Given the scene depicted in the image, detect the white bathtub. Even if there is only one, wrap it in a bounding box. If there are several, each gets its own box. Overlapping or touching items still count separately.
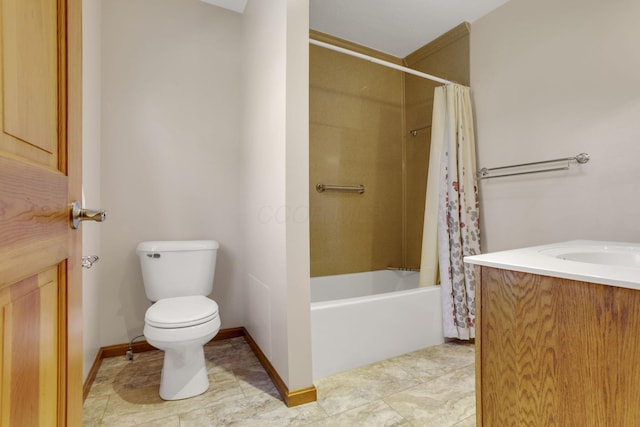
[310,270,444,379]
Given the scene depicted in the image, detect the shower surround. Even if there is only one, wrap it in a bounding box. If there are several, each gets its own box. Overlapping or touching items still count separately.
[309,24,470,278]
[308,24,470,376]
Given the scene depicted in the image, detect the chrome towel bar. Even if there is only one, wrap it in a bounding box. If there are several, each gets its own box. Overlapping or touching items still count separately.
[316,184,365,194]
[478,153,590,180]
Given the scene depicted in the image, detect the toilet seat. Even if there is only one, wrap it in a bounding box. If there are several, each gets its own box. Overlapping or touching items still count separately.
[145,296,218,328]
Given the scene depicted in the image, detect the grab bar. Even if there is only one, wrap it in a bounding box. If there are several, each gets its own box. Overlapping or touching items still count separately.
[477,153,590,180]
[316,184,365,194]
[408,125,431,136]
[386,266,420,272]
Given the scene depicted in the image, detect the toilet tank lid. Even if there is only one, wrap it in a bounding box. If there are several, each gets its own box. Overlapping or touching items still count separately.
[136,240,219,253]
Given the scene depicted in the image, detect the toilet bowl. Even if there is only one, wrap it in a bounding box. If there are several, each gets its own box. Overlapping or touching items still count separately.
[136,240,221,401]
[143,296,220,400]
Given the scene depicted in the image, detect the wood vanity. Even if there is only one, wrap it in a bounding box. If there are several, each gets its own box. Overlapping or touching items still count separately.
[467,241,640,426]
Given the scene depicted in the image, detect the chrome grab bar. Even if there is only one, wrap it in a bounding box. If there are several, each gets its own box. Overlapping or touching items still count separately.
[386,266,420,272]
[315,184,365,194]
[408,125,432,136]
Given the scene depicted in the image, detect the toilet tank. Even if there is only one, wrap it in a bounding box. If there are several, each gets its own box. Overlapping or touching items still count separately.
[136,240,219,301]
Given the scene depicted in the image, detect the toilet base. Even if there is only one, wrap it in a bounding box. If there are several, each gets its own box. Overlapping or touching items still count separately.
[158,344,209,400]
[143,305,220,400]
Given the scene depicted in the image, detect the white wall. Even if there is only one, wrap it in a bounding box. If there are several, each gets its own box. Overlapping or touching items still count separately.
[99,0,244,346]
[471,0,640,252]
[283,0,313,391]
[241,0,313,390]
[92,0,312,392]
[82,0,102,381]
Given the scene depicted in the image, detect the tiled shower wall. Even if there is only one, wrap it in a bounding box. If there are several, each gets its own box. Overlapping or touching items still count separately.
[310,25,470,277]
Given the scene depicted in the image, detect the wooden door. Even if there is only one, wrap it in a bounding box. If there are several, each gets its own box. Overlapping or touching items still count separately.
[0,0,82,425]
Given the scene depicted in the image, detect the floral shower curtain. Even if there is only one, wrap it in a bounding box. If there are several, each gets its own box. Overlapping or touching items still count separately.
[422,83,481,340]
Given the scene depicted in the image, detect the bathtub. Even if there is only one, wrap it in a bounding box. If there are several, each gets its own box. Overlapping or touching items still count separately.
[310,270,444,379]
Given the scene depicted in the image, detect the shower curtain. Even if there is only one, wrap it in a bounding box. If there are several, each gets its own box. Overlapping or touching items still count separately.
[419,83,480,340]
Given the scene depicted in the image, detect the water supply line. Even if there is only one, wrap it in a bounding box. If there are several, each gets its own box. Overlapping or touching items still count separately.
[126,334,145,361]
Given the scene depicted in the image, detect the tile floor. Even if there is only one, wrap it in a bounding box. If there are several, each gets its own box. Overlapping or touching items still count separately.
[83,337,476,426]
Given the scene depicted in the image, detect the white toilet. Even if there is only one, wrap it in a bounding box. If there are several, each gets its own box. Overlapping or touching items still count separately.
[136,240,221,400]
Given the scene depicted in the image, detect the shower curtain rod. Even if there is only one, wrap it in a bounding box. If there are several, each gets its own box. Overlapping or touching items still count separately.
[309,39,453,85]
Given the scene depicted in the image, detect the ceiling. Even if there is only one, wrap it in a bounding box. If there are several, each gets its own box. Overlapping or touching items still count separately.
[310,0,511,58]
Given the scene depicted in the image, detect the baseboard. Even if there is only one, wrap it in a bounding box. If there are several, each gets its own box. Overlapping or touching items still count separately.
[83,347,105,401]
[82,326,317,407]
[241,327,317,407]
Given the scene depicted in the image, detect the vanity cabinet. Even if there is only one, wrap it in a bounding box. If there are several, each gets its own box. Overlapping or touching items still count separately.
[475,266,640,426]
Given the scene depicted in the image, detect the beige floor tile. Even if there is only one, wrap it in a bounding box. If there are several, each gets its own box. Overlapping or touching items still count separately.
[306,401,410,427]
[387,341,475,382]
[83,338,477,426]
[99,377,244,426]
[384,365,476,427]
[453,414,477,427]
[354,360,424,394]
[82,395,109,426]
[205,337,261,370]
[386,390,475,427]
[231,401,329,426]
[314,376,381,417]
[234,364,279,397]
[178,391,285,426]
[314,358,422,416]
[131,415,181,427]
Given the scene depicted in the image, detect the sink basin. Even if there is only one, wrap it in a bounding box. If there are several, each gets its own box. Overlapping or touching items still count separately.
[540,245,640,268]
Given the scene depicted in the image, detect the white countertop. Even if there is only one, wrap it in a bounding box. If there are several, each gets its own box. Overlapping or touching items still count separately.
[464,240,640,291]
